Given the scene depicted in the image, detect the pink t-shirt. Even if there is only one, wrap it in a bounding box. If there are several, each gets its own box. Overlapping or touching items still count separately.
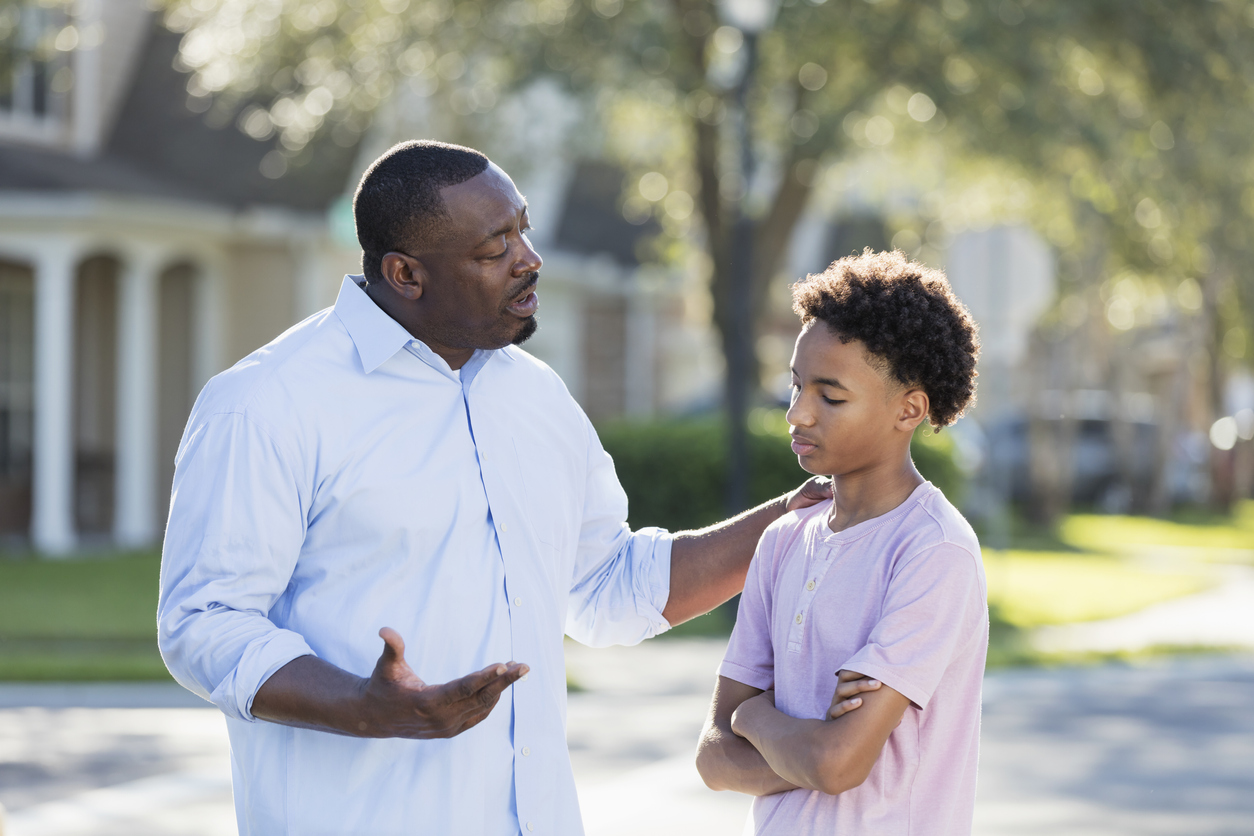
[719,482,987,836]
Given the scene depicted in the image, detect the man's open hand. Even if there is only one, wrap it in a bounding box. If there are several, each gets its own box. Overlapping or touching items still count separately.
[358,627,528,739]
[785,476,833,513]
[828,669,881,720]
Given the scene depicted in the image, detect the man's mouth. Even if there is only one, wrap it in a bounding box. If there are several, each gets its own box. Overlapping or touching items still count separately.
[790,435,818,456]
[505,278,539,317]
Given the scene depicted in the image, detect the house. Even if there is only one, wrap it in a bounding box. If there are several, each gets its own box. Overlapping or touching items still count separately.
[0,0,711,555]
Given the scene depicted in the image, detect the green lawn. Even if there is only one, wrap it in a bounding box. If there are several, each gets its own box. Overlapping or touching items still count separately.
[1061,504,1254,559]
[983,550,1210,629]
[0,551,170,680]
[1,502,1249,679]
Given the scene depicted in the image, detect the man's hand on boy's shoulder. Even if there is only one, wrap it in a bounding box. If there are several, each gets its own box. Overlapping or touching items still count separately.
[828,669,882,720]
[785,476,833,513]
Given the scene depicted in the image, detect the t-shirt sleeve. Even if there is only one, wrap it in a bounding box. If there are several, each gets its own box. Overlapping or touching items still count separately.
[717,530,777,691]
[840,542,985,710]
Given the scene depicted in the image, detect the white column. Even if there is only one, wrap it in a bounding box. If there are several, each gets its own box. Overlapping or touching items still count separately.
[114,248,162,548]
[192,253,226,391]
[71,0,103,155]
[31,244,78,556]
[291,233,325,322]
[625,285,657,418]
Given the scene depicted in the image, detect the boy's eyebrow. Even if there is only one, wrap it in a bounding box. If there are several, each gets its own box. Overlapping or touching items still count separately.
[791,368,850,390]
[813,376,849,390]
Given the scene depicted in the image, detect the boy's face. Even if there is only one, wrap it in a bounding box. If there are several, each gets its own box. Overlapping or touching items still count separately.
[785,322,924,478]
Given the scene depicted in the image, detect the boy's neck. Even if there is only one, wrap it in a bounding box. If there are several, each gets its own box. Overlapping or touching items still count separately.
[826,455,925,534]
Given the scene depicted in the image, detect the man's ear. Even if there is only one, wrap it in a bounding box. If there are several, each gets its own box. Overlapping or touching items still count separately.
[896,387,930,433]
[379,252,427,301]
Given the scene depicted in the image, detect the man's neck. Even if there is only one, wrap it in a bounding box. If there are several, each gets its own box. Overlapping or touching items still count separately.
[364,281,475,370]
[826,454,924,534]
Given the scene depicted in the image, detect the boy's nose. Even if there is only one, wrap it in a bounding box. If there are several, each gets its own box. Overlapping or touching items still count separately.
[786,399,812,427]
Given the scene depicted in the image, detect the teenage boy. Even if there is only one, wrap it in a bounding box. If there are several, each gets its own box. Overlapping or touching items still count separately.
[695,249,985,835]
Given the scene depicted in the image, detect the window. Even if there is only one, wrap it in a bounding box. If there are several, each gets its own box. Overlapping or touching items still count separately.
[0,2,71,143]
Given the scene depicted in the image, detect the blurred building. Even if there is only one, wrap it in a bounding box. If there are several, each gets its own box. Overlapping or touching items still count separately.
[0,1,708,555]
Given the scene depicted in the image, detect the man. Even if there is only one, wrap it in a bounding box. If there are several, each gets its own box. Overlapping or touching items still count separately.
[158,140,824,836]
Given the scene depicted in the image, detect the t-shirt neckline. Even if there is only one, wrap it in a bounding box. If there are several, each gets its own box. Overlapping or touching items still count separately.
[819,481,936,545]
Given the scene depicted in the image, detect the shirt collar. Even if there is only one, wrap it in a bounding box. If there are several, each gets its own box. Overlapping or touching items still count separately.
[333,274,503,380]
[334,275,420,374]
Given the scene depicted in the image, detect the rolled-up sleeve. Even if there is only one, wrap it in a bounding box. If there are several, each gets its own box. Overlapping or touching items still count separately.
[565,418,672,647]
[157,411,315,721]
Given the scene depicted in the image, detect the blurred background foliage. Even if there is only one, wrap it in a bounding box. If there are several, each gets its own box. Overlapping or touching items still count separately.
[158,0,1254,519]
[155,0,1254,337]
[599,409,963,531]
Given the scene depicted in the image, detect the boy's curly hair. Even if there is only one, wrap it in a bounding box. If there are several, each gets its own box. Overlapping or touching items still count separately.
[791,249,980,428]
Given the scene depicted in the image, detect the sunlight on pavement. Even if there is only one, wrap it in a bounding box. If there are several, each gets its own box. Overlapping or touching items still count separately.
[1,644,1251,836]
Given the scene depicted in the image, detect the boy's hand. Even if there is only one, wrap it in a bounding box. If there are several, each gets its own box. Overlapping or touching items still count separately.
[785,476,833,513]
[828,669,881,720]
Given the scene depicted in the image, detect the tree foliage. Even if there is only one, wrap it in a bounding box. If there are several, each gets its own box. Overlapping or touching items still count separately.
[163,0,1254,390]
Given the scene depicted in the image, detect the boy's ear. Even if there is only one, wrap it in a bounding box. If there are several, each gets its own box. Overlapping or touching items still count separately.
[896,387,930,432]
[380,251,428,301]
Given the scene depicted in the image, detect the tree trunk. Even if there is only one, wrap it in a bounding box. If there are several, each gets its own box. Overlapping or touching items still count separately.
[1203,269,1233,511]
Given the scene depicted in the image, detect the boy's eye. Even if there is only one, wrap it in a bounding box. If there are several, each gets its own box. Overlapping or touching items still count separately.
[822,397,845,406]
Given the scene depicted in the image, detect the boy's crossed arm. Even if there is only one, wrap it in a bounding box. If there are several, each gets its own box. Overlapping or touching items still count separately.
[696,670,900,796]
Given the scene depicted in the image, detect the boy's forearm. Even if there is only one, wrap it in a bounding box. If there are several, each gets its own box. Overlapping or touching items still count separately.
[732,695,835,793]
[697,720,800,796]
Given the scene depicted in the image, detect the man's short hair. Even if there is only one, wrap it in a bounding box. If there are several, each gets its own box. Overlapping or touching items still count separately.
[353,140,490,284]
[792,248,980,428]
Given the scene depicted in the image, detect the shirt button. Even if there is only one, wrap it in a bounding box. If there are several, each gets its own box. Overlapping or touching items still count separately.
[806,580,815,591]
[501,522,508,533]
[514,597,522,607]
[795,613,804,624]
[527,824,534,832]
[520,672,529,682]
[521,746,531,756]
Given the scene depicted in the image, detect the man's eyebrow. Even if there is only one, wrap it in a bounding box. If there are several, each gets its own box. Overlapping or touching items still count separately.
[473,201,529,249]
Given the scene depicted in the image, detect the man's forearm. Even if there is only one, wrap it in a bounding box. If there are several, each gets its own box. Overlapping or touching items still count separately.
[697,720,800,796]
[664,495,788,625]
[251,655,372,735]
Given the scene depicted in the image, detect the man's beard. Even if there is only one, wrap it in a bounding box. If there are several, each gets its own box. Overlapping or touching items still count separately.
[503,271,539,346]
[511,315,538,345]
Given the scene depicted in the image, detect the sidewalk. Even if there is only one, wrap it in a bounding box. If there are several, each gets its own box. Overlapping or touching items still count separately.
[1034,564,1254,654]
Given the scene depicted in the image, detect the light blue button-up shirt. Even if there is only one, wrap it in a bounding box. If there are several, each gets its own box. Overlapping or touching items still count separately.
[158,276,673,836]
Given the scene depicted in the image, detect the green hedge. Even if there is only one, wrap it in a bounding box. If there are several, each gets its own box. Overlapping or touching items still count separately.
[598,408,964,533]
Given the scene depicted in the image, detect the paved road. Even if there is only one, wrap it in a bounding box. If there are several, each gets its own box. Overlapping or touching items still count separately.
[2,643,1252,835]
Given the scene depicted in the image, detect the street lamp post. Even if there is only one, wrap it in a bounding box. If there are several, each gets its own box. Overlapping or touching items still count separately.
[719,0,778,514]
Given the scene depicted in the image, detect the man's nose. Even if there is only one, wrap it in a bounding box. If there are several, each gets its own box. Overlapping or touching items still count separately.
[516,237,542,274]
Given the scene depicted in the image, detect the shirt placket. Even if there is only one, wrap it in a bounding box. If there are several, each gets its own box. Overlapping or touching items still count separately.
[786,528,843,653]
[463,374,549,836]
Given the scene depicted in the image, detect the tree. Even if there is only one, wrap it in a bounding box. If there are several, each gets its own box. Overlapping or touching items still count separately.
[164,0,1254,512]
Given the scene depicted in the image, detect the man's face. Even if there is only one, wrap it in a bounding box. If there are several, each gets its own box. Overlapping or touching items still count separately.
[414,162,543,352]
[785,323,905,478]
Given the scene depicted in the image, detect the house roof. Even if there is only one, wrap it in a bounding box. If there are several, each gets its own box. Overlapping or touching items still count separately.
[554,160,658,268]
[0,23,357,213]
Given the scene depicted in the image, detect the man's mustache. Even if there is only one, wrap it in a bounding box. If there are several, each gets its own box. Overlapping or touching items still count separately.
[505,272,540,301]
